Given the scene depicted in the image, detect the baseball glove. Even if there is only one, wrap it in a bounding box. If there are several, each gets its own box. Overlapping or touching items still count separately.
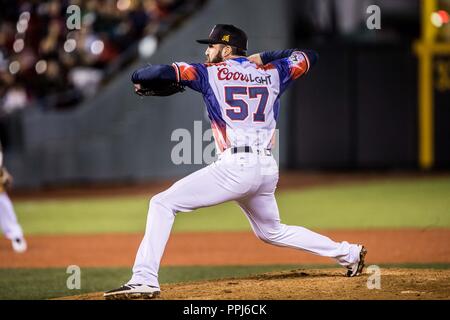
[0,167,13,190]
[135,80,185,97]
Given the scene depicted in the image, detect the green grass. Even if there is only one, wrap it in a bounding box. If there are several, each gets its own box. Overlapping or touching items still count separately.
[1,263,449,300]
[15,197,149,235]
[14,177,450,235]
[0,265,297,300]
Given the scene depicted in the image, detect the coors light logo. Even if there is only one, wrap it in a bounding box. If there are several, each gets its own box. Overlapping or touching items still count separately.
[217,67,272,85]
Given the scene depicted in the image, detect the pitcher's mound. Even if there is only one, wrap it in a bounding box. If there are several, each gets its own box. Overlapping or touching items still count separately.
[56,268,450,300]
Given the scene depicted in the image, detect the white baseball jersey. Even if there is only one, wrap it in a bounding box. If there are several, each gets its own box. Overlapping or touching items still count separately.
[172,51,310,153]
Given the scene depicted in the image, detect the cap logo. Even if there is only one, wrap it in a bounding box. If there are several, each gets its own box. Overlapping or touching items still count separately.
[221,34,230,42]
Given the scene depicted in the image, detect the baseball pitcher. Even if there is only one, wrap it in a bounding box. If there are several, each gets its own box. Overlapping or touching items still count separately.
[105,24,367,300]
[0,141,27,253]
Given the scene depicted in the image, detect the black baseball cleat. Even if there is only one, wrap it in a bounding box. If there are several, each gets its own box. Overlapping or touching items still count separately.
[104,284,160,300]
[346,245,367,277]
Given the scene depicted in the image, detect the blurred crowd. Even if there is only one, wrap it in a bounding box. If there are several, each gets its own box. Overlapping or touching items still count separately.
[0,0,202,114]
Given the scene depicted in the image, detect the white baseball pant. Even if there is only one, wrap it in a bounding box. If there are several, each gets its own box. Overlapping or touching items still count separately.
[0,192,24,240]
[130,150,361,288]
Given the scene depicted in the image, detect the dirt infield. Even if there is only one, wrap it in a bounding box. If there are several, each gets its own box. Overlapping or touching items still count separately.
[1,229,449,268]
[57,268,450,300]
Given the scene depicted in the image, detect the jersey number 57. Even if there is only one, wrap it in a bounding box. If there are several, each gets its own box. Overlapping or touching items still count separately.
[224,86,269,122]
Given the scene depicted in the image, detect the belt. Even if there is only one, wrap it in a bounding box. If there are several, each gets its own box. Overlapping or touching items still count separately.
[230,146,272,156]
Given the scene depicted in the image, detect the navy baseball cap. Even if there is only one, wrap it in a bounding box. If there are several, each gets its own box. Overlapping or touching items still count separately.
[196,24,248,51]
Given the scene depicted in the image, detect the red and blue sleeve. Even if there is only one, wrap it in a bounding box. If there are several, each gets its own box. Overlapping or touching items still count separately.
[172,62,209,94]
[130,62,208,94]
[269,50,318,94]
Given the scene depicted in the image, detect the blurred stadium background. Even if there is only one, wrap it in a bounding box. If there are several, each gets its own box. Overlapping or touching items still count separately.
[0,0,449,300]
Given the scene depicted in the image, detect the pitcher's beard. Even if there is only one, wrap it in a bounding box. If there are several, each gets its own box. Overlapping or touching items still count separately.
[206,51,223,63]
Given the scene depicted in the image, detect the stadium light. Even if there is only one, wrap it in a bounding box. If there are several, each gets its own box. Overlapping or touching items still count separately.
[64,39,77,53]
[16,19,28,33]
[431,10,449,28]
[35,60,47,74]
[90,40,104,55]
[117,0,131,11]
[13,39,25,53]
[138,35,158,58]
[9,61,20,74]
[19,11,30,22]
